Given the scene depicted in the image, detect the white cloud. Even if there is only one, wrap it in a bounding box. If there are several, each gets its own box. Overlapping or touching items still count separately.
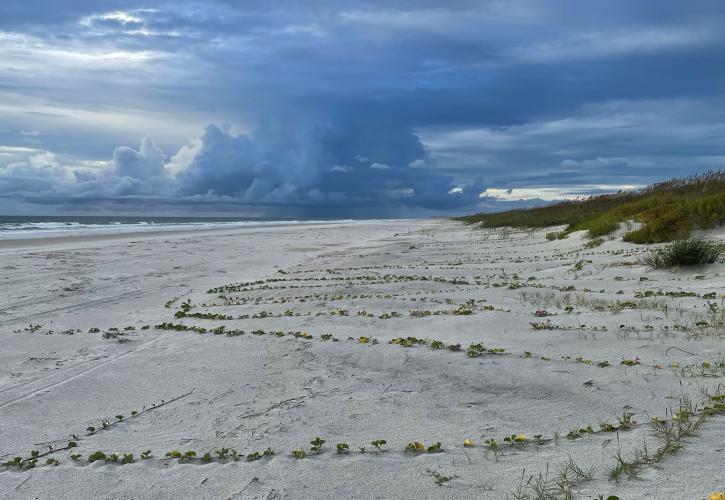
[480,184,641,201]
[330,164,353,173]
[370,162,390,169]
[80,11,144,27]
[28,151,59,168]
[0,148,76,194]
[0,31,164,72]
[0,145,43,154]
[509,27,719,63]
[560,156,654,169]
[166,137,202,175]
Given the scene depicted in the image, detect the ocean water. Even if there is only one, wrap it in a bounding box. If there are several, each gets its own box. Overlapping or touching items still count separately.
[0,216,352,240]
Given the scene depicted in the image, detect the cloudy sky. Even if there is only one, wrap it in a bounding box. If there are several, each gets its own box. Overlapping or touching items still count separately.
[1,1,724,217]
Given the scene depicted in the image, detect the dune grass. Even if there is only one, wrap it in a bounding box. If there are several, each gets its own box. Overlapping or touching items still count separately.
[455,171,725,243]
[642,238,723,268]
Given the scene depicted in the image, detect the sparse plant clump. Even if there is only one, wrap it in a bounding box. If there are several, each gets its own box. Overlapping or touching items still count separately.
[427,442,443,453]
[584,237,605,248]
[608,396,717,483]
[310,437,326,454]
[156,322,209,334]
[428,470,457,486]
[546,231,566,241]
[390,336,427,347]
[484,439,501,460]
[88,451,107,463]
[505,434,527,445]
[405,441,426,453]
[466,343,505,357]
[642,238,722,268]
[530,320,557,330]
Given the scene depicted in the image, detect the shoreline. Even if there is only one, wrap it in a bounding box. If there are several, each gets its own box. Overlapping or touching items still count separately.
[0,218,421,252]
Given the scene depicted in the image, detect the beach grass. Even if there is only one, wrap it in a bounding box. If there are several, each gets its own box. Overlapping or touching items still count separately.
[455,170,725,243]
[642,238,723,268]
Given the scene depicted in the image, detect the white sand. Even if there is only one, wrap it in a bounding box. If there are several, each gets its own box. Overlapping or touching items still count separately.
[0,220,723,499]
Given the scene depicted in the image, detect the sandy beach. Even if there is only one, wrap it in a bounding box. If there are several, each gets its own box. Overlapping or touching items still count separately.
[1,219,723,499]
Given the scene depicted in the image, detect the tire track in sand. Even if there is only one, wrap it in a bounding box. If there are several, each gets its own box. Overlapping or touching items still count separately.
[0,331,176,410]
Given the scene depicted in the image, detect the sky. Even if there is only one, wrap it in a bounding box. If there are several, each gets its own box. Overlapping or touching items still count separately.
[1,0,724,218]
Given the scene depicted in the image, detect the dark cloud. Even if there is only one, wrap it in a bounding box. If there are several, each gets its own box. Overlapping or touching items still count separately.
[174,122,479,209]
[1,0,725,215]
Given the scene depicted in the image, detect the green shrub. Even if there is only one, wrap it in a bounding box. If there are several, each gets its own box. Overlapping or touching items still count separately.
[88,451,106,463]
[583,214,619,237]
[642,238,723,268]
[584,238,604,248]
[545,231,566,241]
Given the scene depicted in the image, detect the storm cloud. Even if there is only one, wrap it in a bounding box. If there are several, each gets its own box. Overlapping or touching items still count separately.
[1,1,724,215]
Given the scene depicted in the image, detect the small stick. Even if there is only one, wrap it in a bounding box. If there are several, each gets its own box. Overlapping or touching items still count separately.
[665,346,696,356]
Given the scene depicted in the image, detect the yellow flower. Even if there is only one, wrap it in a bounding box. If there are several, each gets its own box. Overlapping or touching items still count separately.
[670,362,680,368]
[709,493,725,500]
[463,438,474,447]
[414,441,425,451]
[515,434,526,442]
[359,336,369,344]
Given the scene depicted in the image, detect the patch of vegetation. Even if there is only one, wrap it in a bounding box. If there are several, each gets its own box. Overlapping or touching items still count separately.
[511,456,595,499]
[608,395,721,483]
[455,171,725,243]
[310,437,326,454]
[428,470,457,486]
[584,237,605,248]
[371,439,387,451]
[642,238,723,268]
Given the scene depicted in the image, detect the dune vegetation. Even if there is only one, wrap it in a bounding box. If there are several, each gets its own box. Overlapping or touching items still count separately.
[642,238,723,268]
[455,170,725,243]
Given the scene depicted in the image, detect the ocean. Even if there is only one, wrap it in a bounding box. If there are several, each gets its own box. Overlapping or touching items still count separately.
[0,216,353,240]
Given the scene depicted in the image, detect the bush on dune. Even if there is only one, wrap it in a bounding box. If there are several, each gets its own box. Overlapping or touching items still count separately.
[642,238,723,268]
